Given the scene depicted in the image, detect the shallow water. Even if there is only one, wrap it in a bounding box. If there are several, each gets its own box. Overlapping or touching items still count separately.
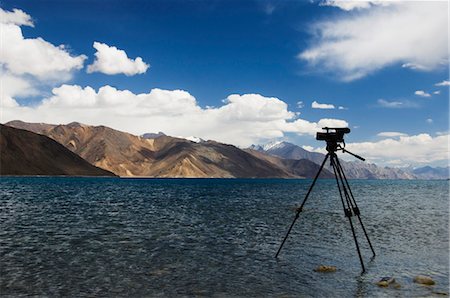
[0,178,448,297]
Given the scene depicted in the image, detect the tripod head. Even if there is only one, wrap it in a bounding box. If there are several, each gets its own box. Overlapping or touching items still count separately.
[316,127,365,161]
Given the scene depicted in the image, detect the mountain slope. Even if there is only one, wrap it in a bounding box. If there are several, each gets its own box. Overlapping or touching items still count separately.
[5,121,296,178]
[0,124,115,176]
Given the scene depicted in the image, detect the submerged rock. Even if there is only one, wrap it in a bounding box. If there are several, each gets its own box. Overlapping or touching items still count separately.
[431,291,448,296]
[413,275,436,286]
[148,268,170,276]
[314,265,337,273]
[376,277,395,287]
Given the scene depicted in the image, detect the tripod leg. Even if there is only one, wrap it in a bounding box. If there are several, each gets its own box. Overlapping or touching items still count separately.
[334,157,376,257]
[347,214,366,273]
[330,155,366,273]
[275,153,330,258]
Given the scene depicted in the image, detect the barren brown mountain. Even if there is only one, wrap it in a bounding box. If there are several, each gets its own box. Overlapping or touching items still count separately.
[0,124,115,176]
[6,121,307,178]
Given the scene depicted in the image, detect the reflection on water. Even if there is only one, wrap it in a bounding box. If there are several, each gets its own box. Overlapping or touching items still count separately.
[0,178,448,297]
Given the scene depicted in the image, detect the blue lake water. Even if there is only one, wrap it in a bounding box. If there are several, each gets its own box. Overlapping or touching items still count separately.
[0,177,448,297]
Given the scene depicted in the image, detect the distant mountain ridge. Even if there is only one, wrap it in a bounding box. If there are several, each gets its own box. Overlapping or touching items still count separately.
[412,166,449,180]
[251,141,325,165]
[254,141,417,179]
[0,124,115,176]
[141,132,166,139]
[5,121,327,178]
[244,148,334,179]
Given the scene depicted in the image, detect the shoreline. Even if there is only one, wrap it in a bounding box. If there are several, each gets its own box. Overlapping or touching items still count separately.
[1,175,448,181]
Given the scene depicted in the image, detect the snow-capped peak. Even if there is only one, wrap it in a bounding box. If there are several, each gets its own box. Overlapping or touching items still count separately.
[262,141,287,151]
[183,136,205,143]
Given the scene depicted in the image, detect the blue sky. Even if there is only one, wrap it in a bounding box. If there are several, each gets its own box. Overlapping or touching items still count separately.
[1,0,449,166]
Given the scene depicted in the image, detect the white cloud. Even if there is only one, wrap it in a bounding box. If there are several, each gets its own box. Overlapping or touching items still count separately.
[377,132,408,138]
[1,73,38,98]
[0,7,87,113]
[87,42,149,76]
[377,99,418,109]
[297,101,304,108]
[320,0,381,11]
[0,8,33,26]
[401,62,430,71]
[0,72,40,112]
[414,90,431,97]
[300,2,448,81]
[312,100,335,109]
[346,133,449,165]
[433,90,441,95]
[2,85,348,147]
[426,118,433,124]
[0,22,86,79]
[317,118,348,128]
[435,80,450,87]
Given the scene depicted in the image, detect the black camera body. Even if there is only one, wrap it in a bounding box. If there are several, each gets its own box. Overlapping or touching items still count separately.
[316,127,350,143]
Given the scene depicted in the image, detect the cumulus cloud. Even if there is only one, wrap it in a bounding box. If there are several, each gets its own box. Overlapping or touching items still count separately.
[0,7,87,111]
[2,85,348,147]
[414,90,431,97]
[0,18,86,79]
[317,118,348,128]
[0,8,33,26]
[300,2,448,81]
[377,132,408,138]
[435,80,450,87]
[87,42,150,76]
[312,100,335,109]
[346,133,449,165]
[0,73,39,110]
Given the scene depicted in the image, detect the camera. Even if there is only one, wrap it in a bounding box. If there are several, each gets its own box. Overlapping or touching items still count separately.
[316,127,350,143]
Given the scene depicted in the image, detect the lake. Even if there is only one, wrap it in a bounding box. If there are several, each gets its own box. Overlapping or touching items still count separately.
[0,177,448,297]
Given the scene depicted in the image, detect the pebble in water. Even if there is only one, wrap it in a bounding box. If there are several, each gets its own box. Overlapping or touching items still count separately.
[376,277,395,287]
[431,291,448,296]
[376,277,402,289]
[413,275,436,286]
[314,265,337,273]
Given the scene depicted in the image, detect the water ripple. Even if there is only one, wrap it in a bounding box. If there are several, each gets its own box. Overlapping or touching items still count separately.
[0,178,448,297]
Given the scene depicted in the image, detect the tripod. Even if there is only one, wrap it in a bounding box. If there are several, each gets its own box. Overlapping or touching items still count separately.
[275,139,376,272]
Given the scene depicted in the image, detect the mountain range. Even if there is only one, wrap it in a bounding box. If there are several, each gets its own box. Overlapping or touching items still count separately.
[251,141,448,180]
[4,120,330,178]
[2,120,447,179]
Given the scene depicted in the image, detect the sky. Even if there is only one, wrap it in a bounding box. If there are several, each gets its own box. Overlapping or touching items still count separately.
[0,0,449,167]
